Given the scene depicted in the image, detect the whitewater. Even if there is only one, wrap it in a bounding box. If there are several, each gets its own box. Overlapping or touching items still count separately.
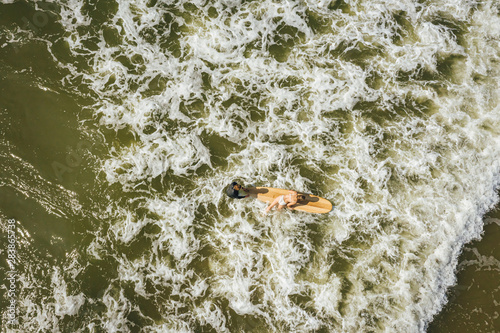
[1,0,500,332]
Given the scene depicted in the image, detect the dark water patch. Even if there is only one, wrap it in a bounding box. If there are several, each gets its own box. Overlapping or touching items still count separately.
[277,75,304,89]
[372,133,394,161]
[139,26,159,45]
[396,61,458,96]
[143,220,162,236]
[81,0,118,26]
[396,64,439,84]
[221,94,247,110]
[355,176,375,197]
[354,101,391,127]
[201,131,240,168]
[201,70,213,90]
[80,259,118,299]
[269,22,306,63]
[193,323,219,333]
[207,6,219,19]
[187,250,212,280]
[472,72,491,85]
[119,232,153,261]
[329,40,384,68]
[337,118,354,135]
[122,283,163,323]
[49,37,80,68]
[148,170,196,195]
[193,202,217,227]
[180,2,200,25]
[337,274,354,317]
[366,70,385,90]
[193,163,213,178]
[1,41,66,85]
[344,43,384,69]
[391,10,414,46]
[390,94,437,118]
[127,311,153,332]
[248,105,266,122]
[75,28,101,53]
[436,54,466,83]
[103,25,122,47]
[329,253,353,280]
[480,119,499,136]
[0,82,100,193]
[0,2,33,26]
[314,327,331,333]
[289,289,315,312]
[268,41,289,63]
[155,114,196,135]
[58,311,94,333]
[297,163,335,195]
[114,53,147,76]
[1,82,81,169]
[230,313,268,332]
[305,9,333,35]
[244,39,262,58]
[428,203,500,332]
[103,126,137,150]
[0,1,61,37]
[51,38,95,79]
[328,0,351,13]
[322,107,351,120]
[158,12,186,58]
[274,131,302,145]
[179,98,207,120]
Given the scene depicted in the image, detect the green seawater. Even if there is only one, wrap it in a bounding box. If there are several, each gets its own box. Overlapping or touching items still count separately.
[1,1,500,332]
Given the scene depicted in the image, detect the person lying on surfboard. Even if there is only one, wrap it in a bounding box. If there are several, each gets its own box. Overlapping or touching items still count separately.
[264,190,306,214]
[225,182,249,199]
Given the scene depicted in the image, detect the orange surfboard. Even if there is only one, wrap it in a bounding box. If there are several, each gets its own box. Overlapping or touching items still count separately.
[248,187,333,214]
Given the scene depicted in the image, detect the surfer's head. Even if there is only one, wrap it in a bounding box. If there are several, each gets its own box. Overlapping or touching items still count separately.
[297,194,306,201]
[232,182,241,190]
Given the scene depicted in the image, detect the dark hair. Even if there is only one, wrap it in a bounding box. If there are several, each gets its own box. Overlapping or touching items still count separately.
[298,194,306,201]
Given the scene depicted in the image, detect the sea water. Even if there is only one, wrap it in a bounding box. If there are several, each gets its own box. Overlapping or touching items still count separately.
[0,0,499,332]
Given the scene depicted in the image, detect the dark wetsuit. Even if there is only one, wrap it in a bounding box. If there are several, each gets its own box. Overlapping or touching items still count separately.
[226,183,247,199]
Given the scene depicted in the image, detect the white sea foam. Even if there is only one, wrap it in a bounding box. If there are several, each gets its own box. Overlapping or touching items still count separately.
[99,287,134,332]
[12,0,500,331]
[51,268,85,316]
[14,266,85,332]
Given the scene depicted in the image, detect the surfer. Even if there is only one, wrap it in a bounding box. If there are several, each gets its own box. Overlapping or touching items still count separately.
[264,191,306,214]
[225,182,249,199]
